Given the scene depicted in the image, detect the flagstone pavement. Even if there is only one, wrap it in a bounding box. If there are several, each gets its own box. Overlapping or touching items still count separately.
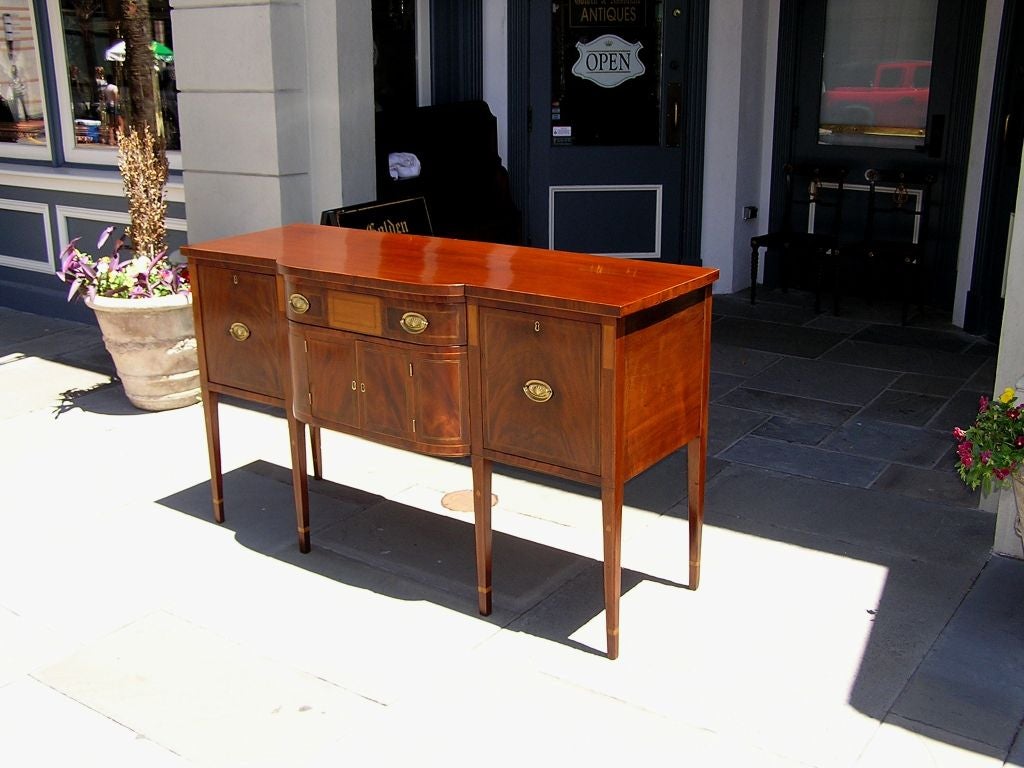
[1,290,1022,767]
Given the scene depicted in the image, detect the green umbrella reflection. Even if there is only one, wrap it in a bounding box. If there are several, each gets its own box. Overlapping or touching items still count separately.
[104,40,174,64]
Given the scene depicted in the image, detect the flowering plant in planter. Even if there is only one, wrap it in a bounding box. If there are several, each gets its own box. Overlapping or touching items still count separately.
[56,124,189,301]
[57,227,189,300]
[953,387,1024,493]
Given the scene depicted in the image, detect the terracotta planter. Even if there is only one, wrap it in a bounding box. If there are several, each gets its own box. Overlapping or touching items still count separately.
[86,293,200,411]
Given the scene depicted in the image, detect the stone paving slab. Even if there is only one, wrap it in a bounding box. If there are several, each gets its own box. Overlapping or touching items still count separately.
[753,414,835,445]
[718,386,861,426]
[0,354,114,420]
[711,316,848,358]
[856,715,1006,767]
[34,611,381,767]
[743,356,898,406]
[891,556,1024,752]
[822,418,951,466]
[0,677,189,768]
[720,435,888,487]
[823,339,991,379]
[857,389,948,427]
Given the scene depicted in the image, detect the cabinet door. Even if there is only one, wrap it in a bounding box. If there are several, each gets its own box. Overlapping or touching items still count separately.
[305,334,359,429]
[478,308,601,475]
[356,342,412,439]
[197,264,283,397]
[410,349,469,446]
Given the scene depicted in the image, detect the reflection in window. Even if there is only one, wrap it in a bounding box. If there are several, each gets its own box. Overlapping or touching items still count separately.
[372,0,417,113]
[818,0,937,149]
[57,0,179,151]
[0,4,47,150]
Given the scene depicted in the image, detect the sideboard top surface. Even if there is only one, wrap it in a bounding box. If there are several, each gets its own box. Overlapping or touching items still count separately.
[183,224,719,318]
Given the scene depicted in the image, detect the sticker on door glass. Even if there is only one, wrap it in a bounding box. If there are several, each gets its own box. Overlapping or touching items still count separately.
[571,34,645,89]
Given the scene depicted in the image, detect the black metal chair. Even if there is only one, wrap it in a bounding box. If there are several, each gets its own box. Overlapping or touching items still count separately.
[846,168,935,324]
[750,163,848,313]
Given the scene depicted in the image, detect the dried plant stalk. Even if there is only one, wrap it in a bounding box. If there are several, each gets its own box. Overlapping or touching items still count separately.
[117,125,168,255]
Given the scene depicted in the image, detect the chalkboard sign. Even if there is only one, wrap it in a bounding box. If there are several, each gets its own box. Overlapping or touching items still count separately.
[320,197,433,235]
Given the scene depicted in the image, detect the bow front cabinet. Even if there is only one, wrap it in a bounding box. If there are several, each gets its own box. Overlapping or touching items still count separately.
[183,224,717,659]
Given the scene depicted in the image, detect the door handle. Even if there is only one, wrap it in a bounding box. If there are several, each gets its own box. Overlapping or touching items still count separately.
[666,82,682,147]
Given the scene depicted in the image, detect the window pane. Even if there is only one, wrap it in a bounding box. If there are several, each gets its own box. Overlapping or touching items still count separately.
[1,4,49,155]
[550,0,662,146]
[57,0,179,152]
[818,0,937,150]
[372,0,417,113]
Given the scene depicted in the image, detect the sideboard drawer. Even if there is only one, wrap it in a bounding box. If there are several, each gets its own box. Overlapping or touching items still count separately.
[478,307,601,475]
[284,277,465,345]
[196,264,283,398]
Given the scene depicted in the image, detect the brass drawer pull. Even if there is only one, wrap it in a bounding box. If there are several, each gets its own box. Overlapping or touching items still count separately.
[229,322,251,342]
[289,293,310,313]
[523,379,553,403]
[400,311,429,334]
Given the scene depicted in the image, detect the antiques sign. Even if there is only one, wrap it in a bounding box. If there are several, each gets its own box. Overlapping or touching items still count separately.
[569,0,646,27]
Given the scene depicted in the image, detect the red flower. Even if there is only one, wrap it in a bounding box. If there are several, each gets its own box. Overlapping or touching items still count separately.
[953,427,966,441]
[980,450,992,464]
[979,395,989,413]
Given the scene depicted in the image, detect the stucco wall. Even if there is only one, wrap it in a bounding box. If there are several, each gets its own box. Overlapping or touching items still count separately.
[992,151,1024,559]
[700,0,778,292]
[172,0,375,243]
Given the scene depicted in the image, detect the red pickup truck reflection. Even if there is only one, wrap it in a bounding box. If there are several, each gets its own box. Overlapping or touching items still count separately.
[821,60,931,130]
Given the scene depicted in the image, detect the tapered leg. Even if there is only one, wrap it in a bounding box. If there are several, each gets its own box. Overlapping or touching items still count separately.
[202,389,225,524]
[288,414,311,553]
[309,425,323,480]
[472,455,493,615]
[687,437,706,590]
[601,480,624,660]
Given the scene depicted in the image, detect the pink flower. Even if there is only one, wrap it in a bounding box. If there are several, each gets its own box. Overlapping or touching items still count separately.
[979,396,989,413]
[953,427,966,440]
[980,450,992,464]
[961,455,973,468]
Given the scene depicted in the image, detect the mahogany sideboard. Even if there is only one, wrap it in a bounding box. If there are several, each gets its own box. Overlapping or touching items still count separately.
[182,223,718,659]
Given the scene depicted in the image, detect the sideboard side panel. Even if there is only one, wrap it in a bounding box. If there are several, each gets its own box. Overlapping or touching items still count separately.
[622,291,708,480]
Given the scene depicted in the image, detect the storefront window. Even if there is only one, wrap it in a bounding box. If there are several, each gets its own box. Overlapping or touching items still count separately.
[550,0,662,146]
[0,3,50,159]
[818,0,937,149]
[52,0,179,158]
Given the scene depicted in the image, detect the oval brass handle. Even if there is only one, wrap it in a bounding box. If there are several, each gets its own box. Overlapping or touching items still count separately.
[400,311,429,334]
[523,379,553,403]
[229,322,250,342]
[289,293,310,314]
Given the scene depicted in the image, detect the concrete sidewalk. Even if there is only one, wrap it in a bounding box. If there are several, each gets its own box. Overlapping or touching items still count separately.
[1,304,1023,767]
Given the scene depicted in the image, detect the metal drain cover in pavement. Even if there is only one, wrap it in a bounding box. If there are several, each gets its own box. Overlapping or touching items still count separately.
[441,490,498,512]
